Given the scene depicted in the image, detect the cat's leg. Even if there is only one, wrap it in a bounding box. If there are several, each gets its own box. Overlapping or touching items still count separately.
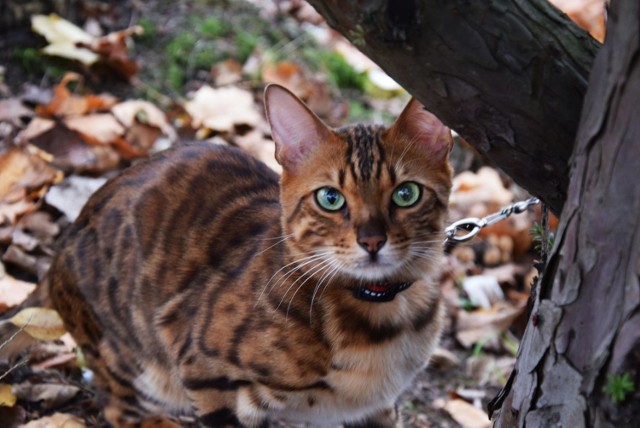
[344,406,402,428]
[179,380,267,427]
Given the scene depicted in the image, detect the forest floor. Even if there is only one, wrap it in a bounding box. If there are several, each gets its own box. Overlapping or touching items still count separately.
[0,0,581,426]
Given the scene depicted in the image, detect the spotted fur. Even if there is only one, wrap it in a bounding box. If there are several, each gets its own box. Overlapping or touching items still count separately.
[42,85,453,427]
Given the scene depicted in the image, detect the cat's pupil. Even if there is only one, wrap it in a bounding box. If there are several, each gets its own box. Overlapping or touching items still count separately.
[326,189,339,204]
[398,188,412,201]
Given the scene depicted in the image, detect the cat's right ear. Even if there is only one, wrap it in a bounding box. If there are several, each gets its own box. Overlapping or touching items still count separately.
[264,84,331,171]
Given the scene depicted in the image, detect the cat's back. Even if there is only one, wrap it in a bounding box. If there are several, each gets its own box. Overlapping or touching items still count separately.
[48,142,282,354]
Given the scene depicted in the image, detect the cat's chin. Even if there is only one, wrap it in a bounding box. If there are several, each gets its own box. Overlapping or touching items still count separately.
[346,263,405,282]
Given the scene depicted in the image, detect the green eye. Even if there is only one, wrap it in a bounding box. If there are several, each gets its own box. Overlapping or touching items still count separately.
[315,187,346,211]
[392,182,421,207]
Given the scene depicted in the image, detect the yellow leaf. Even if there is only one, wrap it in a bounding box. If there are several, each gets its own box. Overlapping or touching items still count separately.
[0,383,17,407]
[9,307,67,340]
[20,412,85,428]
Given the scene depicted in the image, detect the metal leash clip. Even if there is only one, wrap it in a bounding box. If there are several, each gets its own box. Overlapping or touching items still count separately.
[444,197,540,244]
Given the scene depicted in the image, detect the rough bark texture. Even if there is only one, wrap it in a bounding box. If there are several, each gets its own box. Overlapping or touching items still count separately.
[306,0,601,214]
[493,0,640,425]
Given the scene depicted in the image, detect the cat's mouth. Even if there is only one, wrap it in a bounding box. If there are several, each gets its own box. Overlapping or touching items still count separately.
[351,281,412,303]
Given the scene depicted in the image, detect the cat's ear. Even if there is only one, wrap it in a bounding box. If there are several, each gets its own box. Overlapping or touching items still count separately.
[390,98,453,161]
[264,84,332,170]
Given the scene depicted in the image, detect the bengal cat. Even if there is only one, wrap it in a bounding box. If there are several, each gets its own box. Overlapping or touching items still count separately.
[41,84,453,427]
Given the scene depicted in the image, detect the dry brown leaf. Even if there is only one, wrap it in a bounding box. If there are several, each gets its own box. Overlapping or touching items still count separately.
[83,25,143,79]
[0,273,36,312]
[9,307,67,340]
[19,117,56,142]
[450,167,513,216]
[456,301,525,348]
[28,124,120,174]
[211,59,243,86]
[185,86,262,133]
[37,73,117,118]
[263,62,309,96]
[0,99,35,127]
[262,62,337,123]
[434,398,491,428]
[111,100,176,156]
[64,113,126,145]
[44,176,107,221]
[2,244,38,276]
[549,0,606,42]
[234,130,280,173]
[466,355,516,387]
[20,412,85,428]
[111,100,173,136]
[18,211,61,242]
[0,147,60,203]
[0,200,37,227]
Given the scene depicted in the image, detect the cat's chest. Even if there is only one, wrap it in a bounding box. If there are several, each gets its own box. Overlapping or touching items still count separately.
[262,331,433,425]
[328,333,430,402]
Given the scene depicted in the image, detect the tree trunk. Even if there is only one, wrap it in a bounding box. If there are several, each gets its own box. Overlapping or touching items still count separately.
[491,0,640,425]
[305,0,601,214]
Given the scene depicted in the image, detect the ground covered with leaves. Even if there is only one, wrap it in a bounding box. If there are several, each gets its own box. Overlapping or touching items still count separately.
[0,0,604,426]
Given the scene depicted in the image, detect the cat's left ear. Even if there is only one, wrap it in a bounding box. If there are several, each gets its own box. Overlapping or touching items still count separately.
[389,98,453,161]
[264,84,332,171]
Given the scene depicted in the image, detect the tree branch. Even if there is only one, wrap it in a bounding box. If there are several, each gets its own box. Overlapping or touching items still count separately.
[306,0,601,214]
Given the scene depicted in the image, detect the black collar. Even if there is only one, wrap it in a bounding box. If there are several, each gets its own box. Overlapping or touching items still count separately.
[352,281,413,302]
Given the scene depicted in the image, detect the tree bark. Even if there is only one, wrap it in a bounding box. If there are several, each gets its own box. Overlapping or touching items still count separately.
[491,0,640,425]
[306,0,601,214]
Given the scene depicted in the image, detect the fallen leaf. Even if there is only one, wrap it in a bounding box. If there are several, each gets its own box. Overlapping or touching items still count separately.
[466,355,516,387]
[32,14,98,64]
[111,100,176,156]
[434,398,491,428]
[262,62,338,123]
[0,147,62,205]
[462,275,504,309]
[2,244,39,276]
[549,0,606,42]
[185,85,262,133]
[0,383,17,407]
[0,200,37,227]
[429,347,462,370]
[19,412,85,428]
[18,211,61,243]
[64,113,126,145]
[28,123,120,174]
[18,117,56,142]
[0,273,36,312]
[233,130,280,173]
[9,307,67,340]
[85,25,143,79]
[111,100,174,137]
[36,73,117,118]
[211,59,243,86]
[456,301,525,348]
[45,176,107,221]
[0,98,34,127]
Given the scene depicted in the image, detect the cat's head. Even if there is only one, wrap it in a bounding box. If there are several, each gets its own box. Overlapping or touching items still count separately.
[264,84,452,296]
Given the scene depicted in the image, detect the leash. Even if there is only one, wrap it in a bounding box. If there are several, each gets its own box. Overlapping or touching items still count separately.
[444,197,540,246]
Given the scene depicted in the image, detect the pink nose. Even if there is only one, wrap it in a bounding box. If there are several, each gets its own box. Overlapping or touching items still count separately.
[357,234,387,254]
